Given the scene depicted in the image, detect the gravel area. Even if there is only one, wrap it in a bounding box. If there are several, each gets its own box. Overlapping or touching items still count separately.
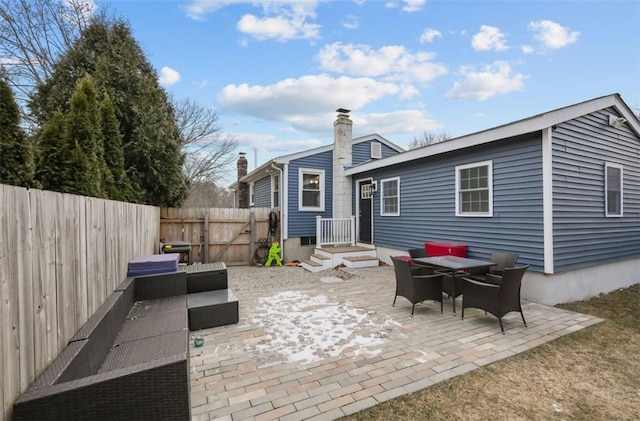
[226,265,362,293]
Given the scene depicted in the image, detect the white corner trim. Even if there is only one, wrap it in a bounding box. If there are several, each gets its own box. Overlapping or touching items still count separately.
[542,127,554,274]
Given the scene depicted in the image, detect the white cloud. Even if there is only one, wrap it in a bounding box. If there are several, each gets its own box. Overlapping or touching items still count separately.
[403,0,427,12]
[317,42,447,83]
[384,0,426,12]
[446,61,526,100]
[529,20,580,49]
[356,109,442,136]
[218,74,416,123]
[237,14,320,41]
[472,25,509,51]
[342,15,359,30]
[521,45,534,54]
[159,66,180,86]
[185,0,322,41]
[232,132,321,153]
[420,28,442,43]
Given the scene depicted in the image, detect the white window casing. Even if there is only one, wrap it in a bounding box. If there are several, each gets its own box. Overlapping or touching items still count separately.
[605,162,623,217]
[371,142,382,159]
[272,174,279,208]
[249,182,255,206]
[298,168,325,211]
[455,160,493,217]
[380,177,400,216]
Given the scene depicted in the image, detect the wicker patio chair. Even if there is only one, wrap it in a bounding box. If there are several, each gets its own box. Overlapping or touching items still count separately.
[461,265,530,333]
[391,256,443,316]
[407,247,433,275]
[468,251,519,283]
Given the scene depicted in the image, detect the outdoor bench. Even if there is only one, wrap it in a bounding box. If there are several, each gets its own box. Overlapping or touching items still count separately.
[13,262,237,421]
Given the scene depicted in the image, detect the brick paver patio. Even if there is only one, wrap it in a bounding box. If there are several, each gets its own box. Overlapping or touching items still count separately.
[189,266,602,421]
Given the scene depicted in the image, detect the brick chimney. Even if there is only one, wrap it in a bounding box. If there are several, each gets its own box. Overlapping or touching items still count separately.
[333,108,352,219]
[237,152,248,209]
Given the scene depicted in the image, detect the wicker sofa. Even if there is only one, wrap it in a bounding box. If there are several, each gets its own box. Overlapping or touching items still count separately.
[13,263,235,421]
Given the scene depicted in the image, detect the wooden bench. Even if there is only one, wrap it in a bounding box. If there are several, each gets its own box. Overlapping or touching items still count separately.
[13,263,237,420]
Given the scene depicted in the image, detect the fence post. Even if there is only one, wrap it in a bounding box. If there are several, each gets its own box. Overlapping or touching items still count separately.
[203,213,209,263]
[350,215,356,246]
[250,209,256,265]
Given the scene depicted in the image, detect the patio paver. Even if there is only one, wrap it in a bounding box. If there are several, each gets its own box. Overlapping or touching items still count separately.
[190,266,602,420]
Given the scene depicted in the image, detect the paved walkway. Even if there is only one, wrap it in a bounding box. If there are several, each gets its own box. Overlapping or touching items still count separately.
[189,266,602,421]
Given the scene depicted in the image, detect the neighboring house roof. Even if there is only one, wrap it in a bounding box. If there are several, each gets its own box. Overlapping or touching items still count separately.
[231,133,404,187]
[346,93,640,176]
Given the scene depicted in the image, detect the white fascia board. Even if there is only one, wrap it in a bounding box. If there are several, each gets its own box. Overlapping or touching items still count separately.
[346,94,621,176]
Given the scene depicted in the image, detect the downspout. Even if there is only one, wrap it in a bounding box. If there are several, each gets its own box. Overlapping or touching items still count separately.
[271,163,284,262]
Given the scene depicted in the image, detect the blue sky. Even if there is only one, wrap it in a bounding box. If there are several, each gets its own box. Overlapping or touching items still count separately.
[98,0,640,183]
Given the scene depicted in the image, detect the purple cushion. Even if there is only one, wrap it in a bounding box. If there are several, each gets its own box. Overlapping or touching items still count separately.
[128,254,179,271]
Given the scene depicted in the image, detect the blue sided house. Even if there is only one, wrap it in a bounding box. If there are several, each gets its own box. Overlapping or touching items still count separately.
[235,94,640,305]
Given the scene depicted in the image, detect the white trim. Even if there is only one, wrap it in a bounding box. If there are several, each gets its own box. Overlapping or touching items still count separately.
[283,164,289,240]
[542,127,554,274]
[454,160,493,217]
[249,182,255,207]
[380,177,400,216]
[298,168,325,212]
[371,142,382,159]
[605,162,624,217]
[271,173,280,209]
[346,94,639,176]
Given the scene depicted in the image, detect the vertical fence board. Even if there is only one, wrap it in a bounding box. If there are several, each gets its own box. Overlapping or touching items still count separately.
[1,186,21,419]
[16,187,35,391]
[86,198,107,315]
[29,190,58,375]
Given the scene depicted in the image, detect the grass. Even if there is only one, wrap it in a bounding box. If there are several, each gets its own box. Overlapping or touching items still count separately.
[342,283,640,421]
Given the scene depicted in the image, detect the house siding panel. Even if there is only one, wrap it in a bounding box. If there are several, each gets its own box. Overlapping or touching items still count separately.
[287,150,334,238]
[357,134,546,271]
[552,108,640,272]
[253,176,271,208]
[353,141,400,165]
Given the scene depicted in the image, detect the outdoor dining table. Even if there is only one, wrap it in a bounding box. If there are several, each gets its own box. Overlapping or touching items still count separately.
[413,255,496,315]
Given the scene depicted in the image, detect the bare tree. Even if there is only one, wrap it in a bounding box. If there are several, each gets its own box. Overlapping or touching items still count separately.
[0,0,107,120]
[173,97,239,184]
[407,130,451,149]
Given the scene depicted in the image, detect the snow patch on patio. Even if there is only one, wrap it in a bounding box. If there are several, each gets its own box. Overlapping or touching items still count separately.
[248,291,399,365]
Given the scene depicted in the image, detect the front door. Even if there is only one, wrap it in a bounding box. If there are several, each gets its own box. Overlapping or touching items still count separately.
[358,179,373,244]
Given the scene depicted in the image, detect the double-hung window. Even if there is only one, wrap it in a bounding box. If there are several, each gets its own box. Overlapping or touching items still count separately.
[272,174,279,208]
[298,168,324,211]
[455,161,493,216]
[380,177,400,216]
[605,163,623,217]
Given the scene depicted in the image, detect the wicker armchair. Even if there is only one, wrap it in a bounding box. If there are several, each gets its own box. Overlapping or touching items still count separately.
[391,256,443,316]
[461,265,530,333]
[407,247,433,275]
[468,251,519,282]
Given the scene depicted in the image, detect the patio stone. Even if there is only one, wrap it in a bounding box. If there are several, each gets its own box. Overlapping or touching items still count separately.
[189,265,603,420]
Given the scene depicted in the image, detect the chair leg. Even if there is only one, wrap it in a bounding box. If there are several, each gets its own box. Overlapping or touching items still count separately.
[440,299,443,314]
[461,305,464,320]
[411,303,416,317]
[392,296,397,307]
[520,310,527,327]
[498,317,505,334]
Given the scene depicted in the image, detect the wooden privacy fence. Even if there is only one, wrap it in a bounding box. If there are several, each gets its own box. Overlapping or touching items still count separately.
[160,207,279,265]
[0,184,159,421]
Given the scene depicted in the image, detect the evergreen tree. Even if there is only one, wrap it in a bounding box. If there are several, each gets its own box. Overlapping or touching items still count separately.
[30,20,188,206]
[101,93,133,201]
[35,110,69,192]
[64,73,104,197]
[0,77,34,187]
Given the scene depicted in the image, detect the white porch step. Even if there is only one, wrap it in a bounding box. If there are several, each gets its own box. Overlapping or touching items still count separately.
[342,255,380,269]
[300,259,325,273]
[310,253,332,270]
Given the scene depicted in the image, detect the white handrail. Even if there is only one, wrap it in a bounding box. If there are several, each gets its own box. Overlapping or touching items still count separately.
[316,216,356,246]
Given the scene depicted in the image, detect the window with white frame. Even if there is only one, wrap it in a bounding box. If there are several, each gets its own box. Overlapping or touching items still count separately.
[380,177,400,216]
[455,161,493,216]
[272,174,279,208]
[371,142,382,159]
[605,163,623,216]
[298,168,324,211]
[249,182,255,206]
